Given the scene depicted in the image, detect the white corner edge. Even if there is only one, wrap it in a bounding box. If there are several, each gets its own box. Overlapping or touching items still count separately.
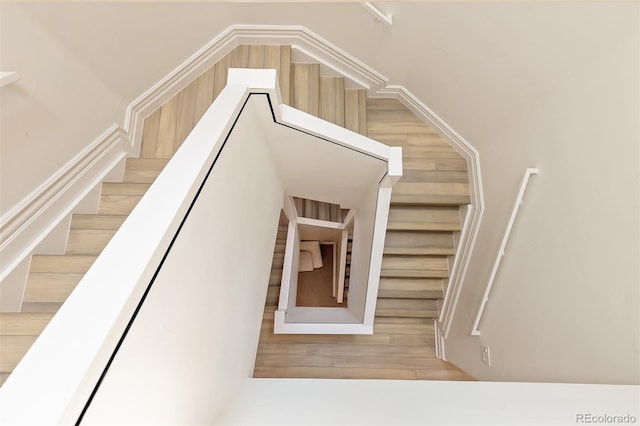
[0,72,20,88]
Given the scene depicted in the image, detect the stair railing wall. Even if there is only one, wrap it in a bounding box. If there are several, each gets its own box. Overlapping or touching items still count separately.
[0,68,402,423]
[0,71,282,425]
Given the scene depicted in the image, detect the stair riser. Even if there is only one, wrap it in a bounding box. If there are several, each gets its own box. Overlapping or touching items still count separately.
[66,230,116,255]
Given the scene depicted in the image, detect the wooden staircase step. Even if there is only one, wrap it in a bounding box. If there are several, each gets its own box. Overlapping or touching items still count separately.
[384,231,454,256]
[123,158,169,183]
[20,303,63,314]
[381,255,449,278]
[401,169,469,184]
[0,313,55,335]
[402,157,468,172]
[391,182,470,206]
[0,336,38,372]
[319,77,345,127]
[375,298,439,318]
[30,255,97,274]
[344,88,367,136]
[373,317,434,335]
[402,145,463,159]
[141,45,292,161]
[70,214,127,230]
[271,253,284,269]
[269,271,282,286]
[23,273,84,303]
[98,195,142,215]
[265,287,280,306]
[291,63,320,116]
[66,229,117,255]
[293,197,341,221]
[373,316,433,325]
[378,278,444,299]
[317,201,331,221]
[387,206,461,231]
[101,182,151,196]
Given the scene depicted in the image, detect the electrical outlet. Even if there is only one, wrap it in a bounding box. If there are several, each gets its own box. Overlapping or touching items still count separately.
[481,344,491,366]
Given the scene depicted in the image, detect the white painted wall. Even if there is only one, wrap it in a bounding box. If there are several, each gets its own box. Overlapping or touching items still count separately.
[81,100,284,424]
[348,184,379,321]
[0,3,126,217]
[217,379,639,425]
[443,12,639,385]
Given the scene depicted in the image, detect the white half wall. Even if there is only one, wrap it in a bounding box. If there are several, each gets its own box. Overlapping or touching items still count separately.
[217,379,639,426]
[81,98,284,424]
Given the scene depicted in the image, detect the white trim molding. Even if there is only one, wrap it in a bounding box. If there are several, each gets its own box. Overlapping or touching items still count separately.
[361,3,393,26]
[375,85,485,338]
[0,72,20,88]
[125,25,389,157]
[434,319,446,361]
[0,126,129,285]
[470,167,539,336]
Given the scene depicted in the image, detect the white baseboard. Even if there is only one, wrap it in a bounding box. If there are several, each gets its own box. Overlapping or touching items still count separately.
[0,125,129,308]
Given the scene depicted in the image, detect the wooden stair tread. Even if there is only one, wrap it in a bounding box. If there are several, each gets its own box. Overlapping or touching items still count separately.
[401,169,470,184]
[98,195,142,215]
[401,145,463,159]
[387,206,461,231]
[0,336,38,372]
[20,302,63,314]
[0,312,55,335]
[66,229,117,255]
[401,157,468,172]
[378,278,443,299]
[376,298,438,310]
[291,63,320,116]
[101,182,151,196]
[344,88,367,136]
[320,77,345,127]
[391,193,471,206]
[381,255,448,271]
[123,158,169,183]
[384,231,454,255]
[70,214,127,230]
[23,273,84,303]
[30,255,97,274]
[393,182,470,197]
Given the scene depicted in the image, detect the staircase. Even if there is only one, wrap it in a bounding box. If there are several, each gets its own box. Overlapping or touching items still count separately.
[0,158,166,386]
[253,51,471,379]
[0,44,472,386]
